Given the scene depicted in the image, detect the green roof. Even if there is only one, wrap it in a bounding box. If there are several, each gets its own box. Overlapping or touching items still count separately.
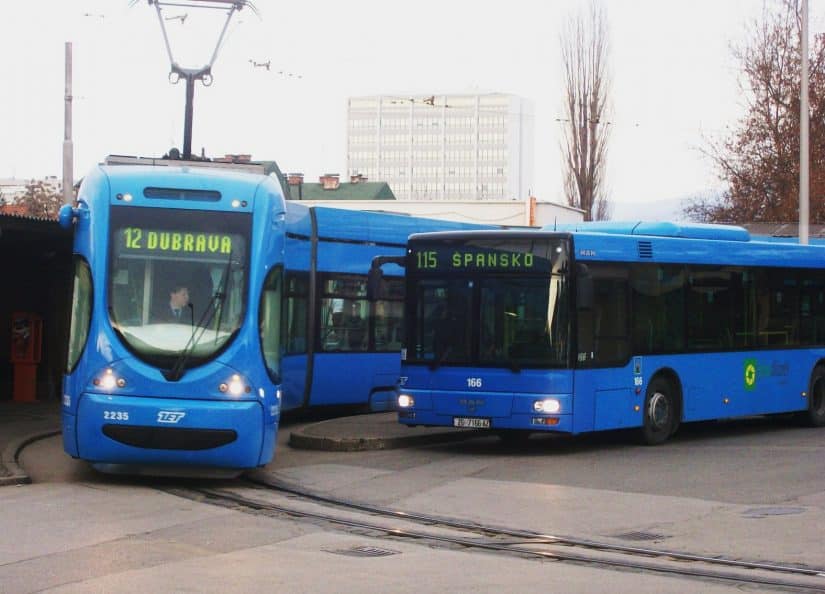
[289,181,396,201]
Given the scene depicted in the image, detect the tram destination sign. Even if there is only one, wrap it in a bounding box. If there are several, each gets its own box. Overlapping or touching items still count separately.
[410,239,566,274]
[116,227,244,260]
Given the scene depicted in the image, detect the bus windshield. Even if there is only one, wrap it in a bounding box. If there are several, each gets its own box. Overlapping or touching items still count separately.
[406,236,570,368]
[108,206,250,369]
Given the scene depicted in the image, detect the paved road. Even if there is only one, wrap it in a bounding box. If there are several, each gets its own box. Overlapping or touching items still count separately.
[6,415,825,592]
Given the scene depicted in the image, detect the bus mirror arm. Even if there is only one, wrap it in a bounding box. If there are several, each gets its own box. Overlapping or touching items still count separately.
[368,255,406,301]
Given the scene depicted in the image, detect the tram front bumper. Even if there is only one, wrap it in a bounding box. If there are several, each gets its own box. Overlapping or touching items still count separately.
[71,392,275,470]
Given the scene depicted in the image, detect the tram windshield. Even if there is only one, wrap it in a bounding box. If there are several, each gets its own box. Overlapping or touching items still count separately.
[406,237,571,368]
[108,206,250,369]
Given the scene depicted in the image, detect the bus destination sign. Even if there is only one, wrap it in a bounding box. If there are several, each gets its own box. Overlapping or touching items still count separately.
[411,240,564,274]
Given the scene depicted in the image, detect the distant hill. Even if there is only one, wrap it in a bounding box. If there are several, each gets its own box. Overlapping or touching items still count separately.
[609,190,723,222]
[609,198,688,222]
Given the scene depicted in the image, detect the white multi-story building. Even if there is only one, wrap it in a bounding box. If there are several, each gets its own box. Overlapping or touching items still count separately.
[347,93,534,201]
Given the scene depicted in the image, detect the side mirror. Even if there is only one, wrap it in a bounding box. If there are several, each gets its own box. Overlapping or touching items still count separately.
[58,204,77,229]
[576,263,593,310]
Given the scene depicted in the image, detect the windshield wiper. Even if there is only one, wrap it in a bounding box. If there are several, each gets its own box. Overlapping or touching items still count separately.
[165,251,234,381]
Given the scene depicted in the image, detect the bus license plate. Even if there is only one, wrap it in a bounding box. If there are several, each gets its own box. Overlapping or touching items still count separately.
[453,417,490,429]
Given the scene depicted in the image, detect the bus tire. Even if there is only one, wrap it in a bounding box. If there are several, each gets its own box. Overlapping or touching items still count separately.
[640,377,675,445]
[804,366,825,427]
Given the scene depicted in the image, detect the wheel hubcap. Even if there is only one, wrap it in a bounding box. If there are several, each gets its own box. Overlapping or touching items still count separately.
[648,391,670,430]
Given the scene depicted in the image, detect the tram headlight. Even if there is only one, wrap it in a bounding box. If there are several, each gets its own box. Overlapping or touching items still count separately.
[533,398,560,414]
[93,368,126,391]
[219,374,250,397]
[398,394,415,408]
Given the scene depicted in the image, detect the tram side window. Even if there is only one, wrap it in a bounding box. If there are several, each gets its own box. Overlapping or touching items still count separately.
[283,273,309,354]
[631,264,685,354]
[374,277,404,352]
[259,267,282,381]
[319,275,368,352]
[66,257,93,373]
[577,265,629,367]
[800,271,825,345]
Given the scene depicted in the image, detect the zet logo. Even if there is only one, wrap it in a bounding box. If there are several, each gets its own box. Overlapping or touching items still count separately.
[157,411,186,424]
[743,359,757,391]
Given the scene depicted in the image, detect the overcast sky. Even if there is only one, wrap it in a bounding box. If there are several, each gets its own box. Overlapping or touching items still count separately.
[2,1,822,218]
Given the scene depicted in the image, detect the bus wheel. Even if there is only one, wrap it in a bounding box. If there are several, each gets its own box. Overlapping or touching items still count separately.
[640,377,675,445]
[805,366,825,427]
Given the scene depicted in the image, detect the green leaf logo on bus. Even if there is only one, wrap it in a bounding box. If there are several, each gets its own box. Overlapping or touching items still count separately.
[744,359,757,391]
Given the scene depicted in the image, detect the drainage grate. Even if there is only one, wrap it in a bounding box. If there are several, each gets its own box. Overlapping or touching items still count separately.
[612,531,668,542]
[326,545,401,558]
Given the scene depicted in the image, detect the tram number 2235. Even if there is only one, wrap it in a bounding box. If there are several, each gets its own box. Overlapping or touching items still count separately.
[103,411,130,421]
[467,377,483,388]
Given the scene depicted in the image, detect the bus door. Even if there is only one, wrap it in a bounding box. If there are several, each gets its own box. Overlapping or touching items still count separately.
[575,263,636,432]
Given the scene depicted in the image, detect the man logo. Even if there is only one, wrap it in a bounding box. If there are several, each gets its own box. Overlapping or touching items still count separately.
[157,411,186,424]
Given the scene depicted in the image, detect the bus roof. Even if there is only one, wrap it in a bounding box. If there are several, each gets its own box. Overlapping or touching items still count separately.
[544,221,752,242]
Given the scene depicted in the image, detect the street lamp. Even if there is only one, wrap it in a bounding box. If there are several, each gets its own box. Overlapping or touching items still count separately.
[146,0,256,160]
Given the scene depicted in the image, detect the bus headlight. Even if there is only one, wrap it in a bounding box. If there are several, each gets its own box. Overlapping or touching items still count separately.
[533,398,560,414]
[398,394,415,408]
[94,368,126,391]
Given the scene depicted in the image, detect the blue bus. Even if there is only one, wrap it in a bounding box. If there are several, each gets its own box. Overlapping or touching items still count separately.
[390,222,825,444]
[59,158,491,475]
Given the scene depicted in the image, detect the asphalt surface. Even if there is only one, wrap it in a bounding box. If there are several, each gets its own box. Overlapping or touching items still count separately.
[0,400,478,484]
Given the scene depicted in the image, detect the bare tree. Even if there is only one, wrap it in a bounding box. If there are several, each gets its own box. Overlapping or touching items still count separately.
[21,181,63,219]
[560,1,611,221]
[688,0,825,223]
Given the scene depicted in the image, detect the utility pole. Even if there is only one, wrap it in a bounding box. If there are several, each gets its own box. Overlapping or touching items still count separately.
[800,0,810,244]
[63,42,73,206]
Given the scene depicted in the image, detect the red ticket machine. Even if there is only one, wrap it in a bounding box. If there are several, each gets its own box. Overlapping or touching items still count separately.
[11,312,42,402]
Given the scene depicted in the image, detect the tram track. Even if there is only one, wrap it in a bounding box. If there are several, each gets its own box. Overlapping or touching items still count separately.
[160,473,825,593]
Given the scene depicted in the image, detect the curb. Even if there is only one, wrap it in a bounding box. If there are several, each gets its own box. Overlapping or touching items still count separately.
[289,425,484,452]
[0,430,62,487]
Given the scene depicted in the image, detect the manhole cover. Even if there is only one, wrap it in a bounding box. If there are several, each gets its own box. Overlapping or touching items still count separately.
[742,506,805,518]
[326,545,400,558]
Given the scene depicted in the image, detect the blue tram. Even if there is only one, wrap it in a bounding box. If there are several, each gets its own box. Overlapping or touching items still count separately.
[59,159,490,475]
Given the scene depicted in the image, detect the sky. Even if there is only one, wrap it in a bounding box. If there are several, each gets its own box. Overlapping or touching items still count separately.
[2,1,823,219]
